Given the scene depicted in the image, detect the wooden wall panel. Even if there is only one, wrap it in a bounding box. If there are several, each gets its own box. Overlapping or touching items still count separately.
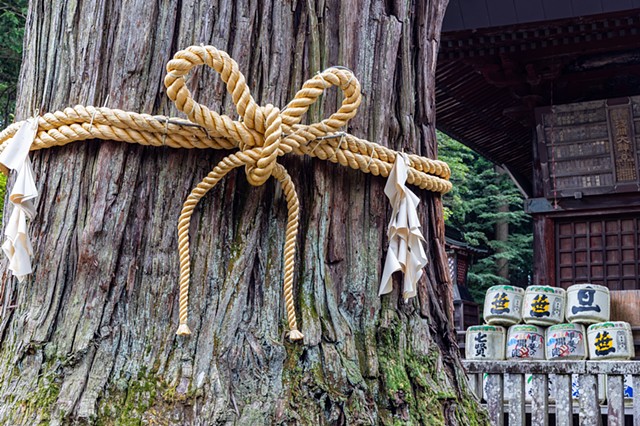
[555,215,640,289]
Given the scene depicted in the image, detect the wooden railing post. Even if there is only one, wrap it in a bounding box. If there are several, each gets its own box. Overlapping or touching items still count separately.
[462,360,640,426]
[531,374,549,426]
[506,373,525,426]
[578,374,602,426]
[585,361,640,426]
[554,374,573,426]
[633,375,640,426]
[485,373,504,426]
[606,374,624,426]
[467,372,482,400]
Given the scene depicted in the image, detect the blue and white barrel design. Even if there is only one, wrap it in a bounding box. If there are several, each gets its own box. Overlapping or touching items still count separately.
[545,323,587,360]
[465,325,506,360]
[507,324,545,360]
[523,374,606,403]
[587,321,635,360]
[625,375,634,405]
[570,374,607,403]
[522,286,566,326]
[484,285,524,326]
[566,284,610,324]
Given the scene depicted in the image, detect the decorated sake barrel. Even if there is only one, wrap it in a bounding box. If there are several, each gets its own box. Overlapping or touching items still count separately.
[566,283,610,324]
[587,321,635,360]
[522,286,566,326]
[465,325,506,360]
[483,285,524,326]
[545,323,587,360]
[506,324,545,360]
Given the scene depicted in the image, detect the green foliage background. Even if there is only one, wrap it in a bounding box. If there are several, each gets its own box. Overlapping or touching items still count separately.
[0,0,26,128]
[438,132,533,304]
[0,0,26,221]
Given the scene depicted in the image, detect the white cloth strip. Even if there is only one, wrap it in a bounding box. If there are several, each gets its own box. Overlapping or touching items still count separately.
[378,152,428,301]
[0,118,39,281]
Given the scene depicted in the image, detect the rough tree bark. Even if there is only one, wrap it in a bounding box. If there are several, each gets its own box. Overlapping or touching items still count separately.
[0,0,487,425]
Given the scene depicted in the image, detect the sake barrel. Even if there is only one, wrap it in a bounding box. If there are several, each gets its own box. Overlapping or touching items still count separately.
[506,324,545,360]
[545,323,587,360]
[587,321,635,360]
[522,286,566,326]
[566,283,610,324]
[484,285,524,326]
[465,325,506,360]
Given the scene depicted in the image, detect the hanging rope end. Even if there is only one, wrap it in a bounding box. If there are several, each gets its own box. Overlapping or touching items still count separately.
[176,323,192,336]
[288,329,304,342]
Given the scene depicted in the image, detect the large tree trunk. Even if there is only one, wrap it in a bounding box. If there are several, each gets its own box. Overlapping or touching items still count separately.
[0,0,486,424]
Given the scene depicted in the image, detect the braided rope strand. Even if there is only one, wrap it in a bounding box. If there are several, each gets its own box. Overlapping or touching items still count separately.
[272,164,302,340]
[176,154,245,335]
[0,45,452,341]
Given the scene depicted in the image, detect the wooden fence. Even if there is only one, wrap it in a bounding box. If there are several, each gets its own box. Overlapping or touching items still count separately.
[463,360,640,426]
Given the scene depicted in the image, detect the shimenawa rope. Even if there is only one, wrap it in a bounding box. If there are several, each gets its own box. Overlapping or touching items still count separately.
[0,45,451,341]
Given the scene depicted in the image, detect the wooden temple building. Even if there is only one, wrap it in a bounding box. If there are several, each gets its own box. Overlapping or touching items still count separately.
[437,3,640,422]
[438,1,640,306]
[446,227,486,331]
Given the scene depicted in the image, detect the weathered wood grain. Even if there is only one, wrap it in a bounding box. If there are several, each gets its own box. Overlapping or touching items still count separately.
[633,375,640,426]
[0,0,487,425]
[531,374,549,426]
[485,374,504,426]
[505,373,525,426]
[606,375,624,426]
[579,374,603,426]
[554,374,574,426]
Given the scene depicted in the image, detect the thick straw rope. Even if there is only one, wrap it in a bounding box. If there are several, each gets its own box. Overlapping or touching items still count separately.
[0,45,451,341]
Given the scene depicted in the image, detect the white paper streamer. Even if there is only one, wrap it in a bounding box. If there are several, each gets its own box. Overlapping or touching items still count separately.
[378,152,428,301]
[0,118,38,281]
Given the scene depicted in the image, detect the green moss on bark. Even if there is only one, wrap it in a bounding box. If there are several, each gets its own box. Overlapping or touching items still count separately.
[12,357,64,425]
[377,315,489,426]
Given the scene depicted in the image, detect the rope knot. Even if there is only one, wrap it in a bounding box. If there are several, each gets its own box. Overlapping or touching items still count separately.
[165,45,455,342]
[244,104,282,186]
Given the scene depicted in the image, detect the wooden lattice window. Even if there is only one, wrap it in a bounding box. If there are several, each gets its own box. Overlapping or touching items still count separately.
[556,216,640,290]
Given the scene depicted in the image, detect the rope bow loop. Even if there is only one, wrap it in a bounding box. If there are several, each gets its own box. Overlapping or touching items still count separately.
[164,45,264,147]
[279,67,362,148]
[164,45,362,187]
[165,45,364,340]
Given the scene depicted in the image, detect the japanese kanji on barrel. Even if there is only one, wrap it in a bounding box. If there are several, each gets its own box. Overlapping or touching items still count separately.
[565,283,610,324]
[522,285,566,326]
[506,324,545,360]
[483,285,524,326]
[587,321,635,360]
[545,323,587,360]
[465,325,506,360]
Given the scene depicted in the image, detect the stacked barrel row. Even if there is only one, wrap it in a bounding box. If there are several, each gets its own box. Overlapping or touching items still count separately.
[466,284,635,361]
